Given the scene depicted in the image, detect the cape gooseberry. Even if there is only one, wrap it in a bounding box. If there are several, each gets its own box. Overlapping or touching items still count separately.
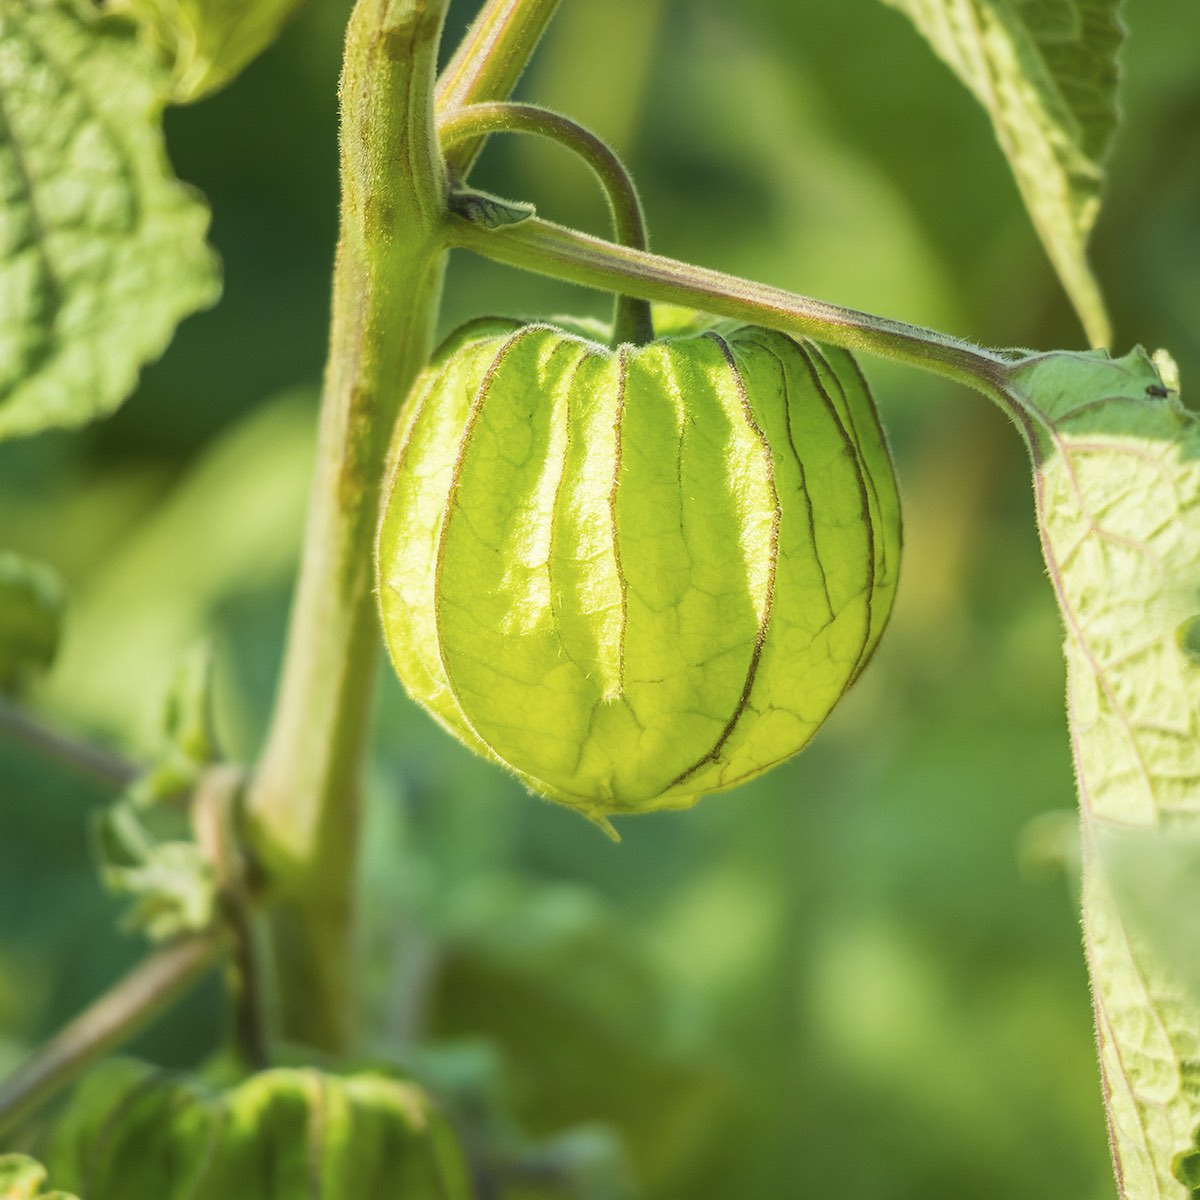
[376,317,901,829]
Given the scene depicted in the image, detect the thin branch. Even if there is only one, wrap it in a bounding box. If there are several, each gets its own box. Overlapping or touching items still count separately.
[439,101,653,344]
[0,697,137,792]
[445,211,1015,403]
[0,931,225,1137]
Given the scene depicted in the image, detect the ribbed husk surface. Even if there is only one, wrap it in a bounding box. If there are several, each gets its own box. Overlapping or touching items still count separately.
[377,319,901,826]
[43,1060,470,1200]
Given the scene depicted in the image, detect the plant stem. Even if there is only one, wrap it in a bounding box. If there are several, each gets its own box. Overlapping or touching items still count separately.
[244,0,451,1056]
[0,932,224,1137]
[438,102,653,344]
[447,212,1014,397]
[0,697,136,792]
[192,765,267,1069]
[436,0,562,178]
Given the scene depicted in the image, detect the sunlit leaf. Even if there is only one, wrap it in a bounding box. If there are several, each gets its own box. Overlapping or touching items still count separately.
[0,552,65,692]
[880,0,1122,346]
[1098,828,1200,1010]
[105,0,308,102]
[1007,345,1200,1197]
[0,0,220,441]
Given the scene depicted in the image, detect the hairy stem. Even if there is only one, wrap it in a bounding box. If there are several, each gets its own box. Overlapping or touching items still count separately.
[0,933,224,1137]
[244,0,450,1055]
[436,0,562,177]
[447,212,1014,398]
[439,102,653,344]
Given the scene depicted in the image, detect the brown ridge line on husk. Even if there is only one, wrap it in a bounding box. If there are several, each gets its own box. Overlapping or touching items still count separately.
[666,332,781,791]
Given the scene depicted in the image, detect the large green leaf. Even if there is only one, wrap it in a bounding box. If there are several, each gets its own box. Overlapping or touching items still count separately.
[106,0,309,102]
[880,0,1123,346]
[0,0,219,441]
[1006,346,1200,1197]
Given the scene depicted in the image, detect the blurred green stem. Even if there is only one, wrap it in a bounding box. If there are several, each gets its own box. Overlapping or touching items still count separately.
[0,933,224,1138]
[438,102,653,344]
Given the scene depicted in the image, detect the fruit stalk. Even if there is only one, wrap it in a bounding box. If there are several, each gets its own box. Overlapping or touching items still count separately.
[438,100,653,343]
[437,0,564,177]
[447,211,1013,400]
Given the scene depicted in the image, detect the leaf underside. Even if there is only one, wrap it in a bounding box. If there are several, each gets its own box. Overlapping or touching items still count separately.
[881,0,1123,347]
[0,0,219,442]
[105,0,309,102]
[1009,347,1200,1198]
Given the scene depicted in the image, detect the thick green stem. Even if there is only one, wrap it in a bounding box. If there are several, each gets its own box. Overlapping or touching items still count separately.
[436,0,562,177]
[447,212,1013,397]
[438,102,653,344]
[244,0,450,1055]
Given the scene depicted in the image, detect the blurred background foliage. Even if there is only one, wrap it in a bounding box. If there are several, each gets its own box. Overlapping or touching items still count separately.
[1,0,1197,1196]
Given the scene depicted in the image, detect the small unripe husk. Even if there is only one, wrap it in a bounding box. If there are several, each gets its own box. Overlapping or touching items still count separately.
[377,318,901,829]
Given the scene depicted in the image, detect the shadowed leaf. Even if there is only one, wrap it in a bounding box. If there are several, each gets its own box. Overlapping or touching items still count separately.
[105,0,309,102]
[881,0,1123,346]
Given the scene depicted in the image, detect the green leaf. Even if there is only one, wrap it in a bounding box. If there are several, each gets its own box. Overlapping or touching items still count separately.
[94,800,217,940]
[105,0,308,102]
[880,0,1123,346]
[1007,346,1200,1198]
[0,552,64,693]
[447,187,537,230]
[123,642,218,808]
[43,1060,473,1200]
[0,0,220,442]
[92,645,223,940]
[0,1154,78,1200]
[1098,828,1200,1010]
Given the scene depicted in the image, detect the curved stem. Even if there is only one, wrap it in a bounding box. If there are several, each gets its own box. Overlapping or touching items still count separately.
[436,0,563,178]
[446,210,1015,400]
[439,102,653,345]
[0,932,225,1137]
